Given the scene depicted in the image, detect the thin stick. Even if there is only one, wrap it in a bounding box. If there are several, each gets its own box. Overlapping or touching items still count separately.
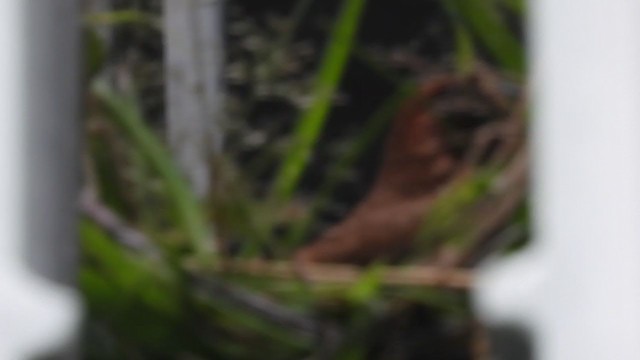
[215,259,473,289]
[79,187,159,255]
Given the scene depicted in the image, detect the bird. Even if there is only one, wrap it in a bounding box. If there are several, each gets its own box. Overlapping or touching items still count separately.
[294,70,512,265]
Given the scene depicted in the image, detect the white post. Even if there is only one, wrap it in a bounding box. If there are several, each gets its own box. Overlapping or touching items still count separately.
[0,1,80,358]
[475,0,640,359]
[164,0,225,198]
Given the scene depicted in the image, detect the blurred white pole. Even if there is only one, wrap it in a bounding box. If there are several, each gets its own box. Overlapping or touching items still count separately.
[164,0,225,199]
[475,1,640,359]
[0,1,81,359]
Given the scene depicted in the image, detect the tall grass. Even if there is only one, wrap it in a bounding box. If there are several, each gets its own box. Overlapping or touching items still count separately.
[93,81,215,257]
[270,0,368,203]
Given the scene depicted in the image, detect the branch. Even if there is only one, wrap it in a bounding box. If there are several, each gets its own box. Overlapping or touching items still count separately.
[79,187,159,255]
[214,259,473,289]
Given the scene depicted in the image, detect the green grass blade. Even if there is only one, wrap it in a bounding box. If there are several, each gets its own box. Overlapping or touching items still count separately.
[445,0,524,75]
[84,10,161,30]
[500,0,525,15]
[454,23,476,75]
[270,0,368,203]
[92,80,215,257]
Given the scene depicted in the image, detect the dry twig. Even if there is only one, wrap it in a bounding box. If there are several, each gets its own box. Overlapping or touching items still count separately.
[79,187,159,255]
[215,259,473,289]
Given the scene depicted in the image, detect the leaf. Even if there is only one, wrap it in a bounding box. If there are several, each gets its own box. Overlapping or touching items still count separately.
[416,170,496,252]
[445,0,524,75]
[499,0,525,15]
[84,29,106,79]
[270,0,368,203]
[84,10,161,30]
[347,264,384,304]
[454,24,476,75]
[81,221,180,315]
[92,80,215,257]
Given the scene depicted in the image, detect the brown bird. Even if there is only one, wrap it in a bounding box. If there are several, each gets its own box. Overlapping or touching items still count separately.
[294,71,511,265]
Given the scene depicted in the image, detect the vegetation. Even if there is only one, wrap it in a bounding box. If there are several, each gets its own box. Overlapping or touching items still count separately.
[82,0,526,358]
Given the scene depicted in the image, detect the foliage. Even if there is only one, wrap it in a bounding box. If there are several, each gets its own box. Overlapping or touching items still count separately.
[82,0,525,358]
[270,0,367,204]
